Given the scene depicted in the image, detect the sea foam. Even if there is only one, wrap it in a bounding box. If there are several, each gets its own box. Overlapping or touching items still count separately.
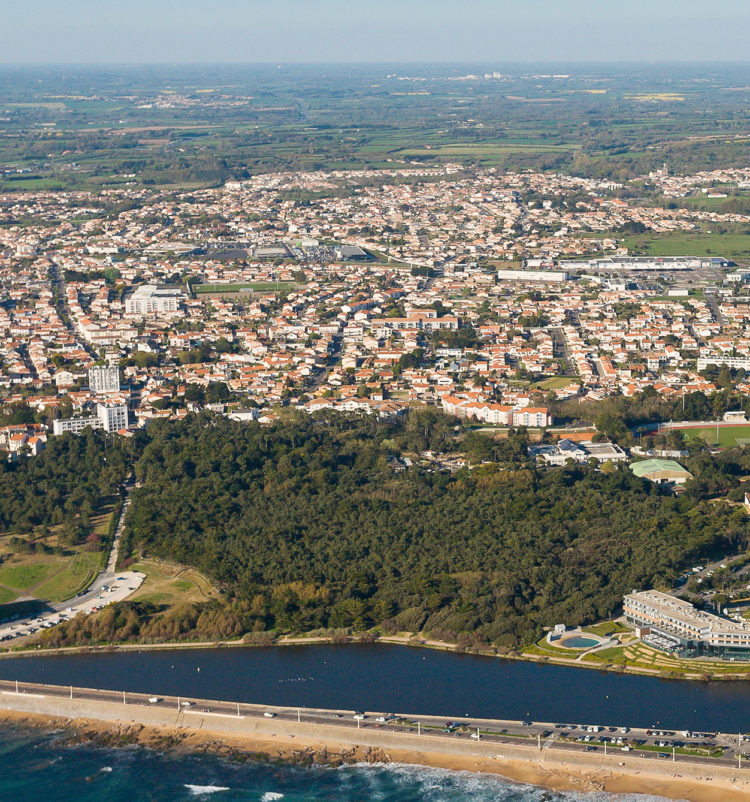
[184,785,230,796]
[336,762,676,801]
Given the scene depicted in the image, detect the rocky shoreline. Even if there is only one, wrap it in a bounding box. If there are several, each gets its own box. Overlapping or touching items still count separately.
[3,710,393,769]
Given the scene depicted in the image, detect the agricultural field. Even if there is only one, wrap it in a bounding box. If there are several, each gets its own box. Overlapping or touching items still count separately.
[391,141,578,166]
[1,64,747,192]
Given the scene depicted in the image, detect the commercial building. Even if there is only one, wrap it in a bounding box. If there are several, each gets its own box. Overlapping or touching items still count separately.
[88,365,120,394]
[624,589,750,659]
[560,256,731,272]
[529,439,628,465]
[496,269,568,283]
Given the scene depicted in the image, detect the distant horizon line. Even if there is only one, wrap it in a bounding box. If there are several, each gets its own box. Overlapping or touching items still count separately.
[1,60,749,67]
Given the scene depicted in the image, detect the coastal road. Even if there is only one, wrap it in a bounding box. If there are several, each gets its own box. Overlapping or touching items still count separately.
[0,679,744,773]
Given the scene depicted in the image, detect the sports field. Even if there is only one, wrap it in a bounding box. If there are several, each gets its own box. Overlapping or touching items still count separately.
[533,376,579,390]
[193,282,295,294]
[681,424,750,447]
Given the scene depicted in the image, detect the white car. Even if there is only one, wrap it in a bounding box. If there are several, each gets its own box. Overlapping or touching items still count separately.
[263,711,276,718]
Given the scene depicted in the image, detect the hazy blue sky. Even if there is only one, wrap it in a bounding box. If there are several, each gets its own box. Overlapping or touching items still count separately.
[2,0,749,63]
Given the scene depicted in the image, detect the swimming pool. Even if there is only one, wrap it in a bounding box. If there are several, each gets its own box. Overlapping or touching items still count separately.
[560,635,600,649]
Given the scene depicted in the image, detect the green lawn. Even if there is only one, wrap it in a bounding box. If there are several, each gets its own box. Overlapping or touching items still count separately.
[682,425,750,447]
[0,562,59,591]
[0,587,17,605]
[583,621,629,637]
[32,552,102,603]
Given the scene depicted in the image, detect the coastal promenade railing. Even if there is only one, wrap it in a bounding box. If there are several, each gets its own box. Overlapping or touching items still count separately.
[0,678,746,772]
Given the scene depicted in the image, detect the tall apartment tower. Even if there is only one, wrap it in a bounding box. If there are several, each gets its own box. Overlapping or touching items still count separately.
[89,365,120,394]
[96,403,128,433]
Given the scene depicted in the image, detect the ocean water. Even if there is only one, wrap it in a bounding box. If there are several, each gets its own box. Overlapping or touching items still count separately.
[0,725,677,802]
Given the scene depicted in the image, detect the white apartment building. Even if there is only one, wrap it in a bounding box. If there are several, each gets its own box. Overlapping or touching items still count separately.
[52,403,128,436]
[53,416,102,436]
[441,396,552,427]
[697,356,750,371]
[124,284,184,316]
[89,365,120,394]
[97,403,128,433]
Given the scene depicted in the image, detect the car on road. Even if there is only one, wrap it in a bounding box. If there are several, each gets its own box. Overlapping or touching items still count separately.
[263,711,276,718]
[148,697,161,704]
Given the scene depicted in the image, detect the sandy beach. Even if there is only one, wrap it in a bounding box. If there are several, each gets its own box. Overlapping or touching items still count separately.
[2,709,749,802]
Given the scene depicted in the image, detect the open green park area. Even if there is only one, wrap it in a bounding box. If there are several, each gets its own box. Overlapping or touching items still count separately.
[0,548,105,608]
[0,502,114,611]
[128,558,219,612]
[576,231,750,261]
[622,232,750,260]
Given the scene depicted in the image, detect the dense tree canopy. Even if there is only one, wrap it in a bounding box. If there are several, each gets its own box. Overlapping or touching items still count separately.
[118,413,749,646]
[0,429,130,537]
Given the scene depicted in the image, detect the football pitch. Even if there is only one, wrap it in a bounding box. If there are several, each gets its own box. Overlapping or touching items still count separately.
[682,425,750,447]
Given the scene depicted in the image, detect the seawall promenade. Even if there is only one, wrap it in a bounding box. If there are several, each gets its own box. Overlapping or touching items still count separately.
[0,680,749,800]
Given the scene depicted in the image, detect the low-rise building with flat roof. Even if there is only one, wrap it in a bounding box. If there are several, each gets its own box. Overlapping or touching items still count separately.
[630,458,692,485]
